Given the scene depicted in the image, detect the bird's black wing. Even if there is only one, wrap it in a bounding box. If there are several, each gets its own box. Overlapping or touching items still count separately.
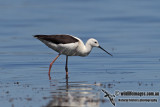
[34,34,79,44]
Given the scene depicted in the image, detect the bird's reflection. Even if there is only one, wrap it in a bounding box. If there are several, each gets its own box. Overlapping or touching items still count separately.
[47,73,101,107]
[48,69,69,80]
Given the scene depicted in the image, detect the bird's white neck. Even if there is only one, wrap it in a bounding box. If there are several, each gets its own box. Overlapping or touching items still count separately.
[83,40,93,56]
[76,39,93,56]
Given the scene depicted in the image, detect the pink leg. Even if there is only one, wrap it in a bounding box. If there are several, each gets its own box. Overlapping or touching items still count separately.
[48,54,60,75]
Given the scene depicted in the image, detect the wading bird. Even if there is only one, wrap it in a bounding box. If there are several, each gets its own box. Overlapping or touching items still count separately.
[34,34,112,77]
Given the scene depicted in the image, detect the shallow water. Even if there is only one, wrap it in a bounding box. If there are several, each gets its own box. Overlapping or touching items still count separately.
[0,0,160,107]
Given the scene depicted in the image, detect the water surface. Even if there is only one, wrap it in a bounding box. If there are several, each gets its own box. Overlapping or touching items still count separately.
[0,0,160,107]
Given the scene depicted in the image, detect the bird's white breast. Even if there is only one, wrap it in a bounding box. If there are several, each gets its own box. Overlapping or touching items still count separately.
[39,36,90,56]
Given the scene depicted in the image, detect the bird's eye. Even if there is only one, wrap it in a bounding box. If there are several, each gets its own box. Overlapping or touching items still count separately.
[94,41,97,43]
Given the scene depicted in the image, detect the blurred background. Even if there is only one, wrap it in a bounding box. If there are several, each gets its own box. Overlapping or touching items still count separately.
[0,0,160,107]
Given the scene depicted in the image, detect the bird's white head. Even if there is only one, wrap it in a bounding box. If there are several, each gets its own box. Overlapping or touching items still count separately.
[87,38,113,56]
[88,38,100,47]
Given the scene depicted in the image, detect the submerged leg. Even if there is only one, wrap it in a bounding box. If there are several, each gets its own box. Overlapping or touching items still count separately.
[65,55,68,76]
[48,54,60,75]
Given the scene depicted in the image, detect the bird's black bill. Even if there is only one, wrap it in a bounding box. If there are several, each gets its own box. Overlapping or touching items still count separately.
[99,46,113,56]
